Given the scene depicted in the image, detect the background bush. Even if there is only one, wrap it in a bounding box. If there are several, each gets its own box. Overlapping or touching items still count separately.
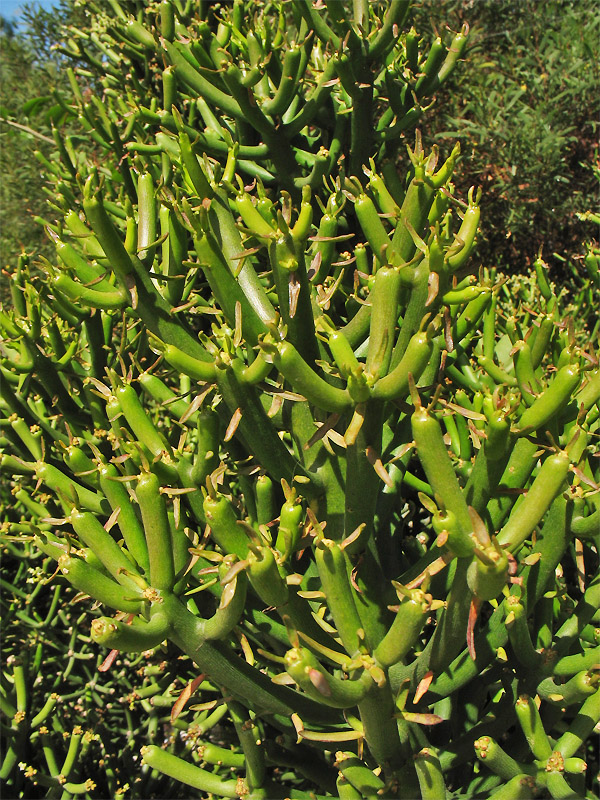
[0,1,86,284]
[1,1,598,798]
[413,0,599,278]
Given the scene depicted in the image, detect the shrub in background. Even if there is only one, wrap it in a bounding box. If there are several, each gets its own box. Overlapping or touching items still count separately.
[1,1,598,798]
[0,1,90,285]
[0,19,56,273]
[413,0,599,278]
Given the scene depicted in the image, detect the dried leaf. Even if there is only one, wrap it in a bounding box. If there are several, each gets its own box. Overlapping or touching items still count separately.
[235,630,255,665]
[400,712,444,725]
[224,408,243,442]
[300,729,363,743]
[467,597,481,661]
[304,413,340,450]
[271,672,296,685]
[171,674,205,722]
[98,649,119,673]
[365,446,394,488]
[414,671,434,704]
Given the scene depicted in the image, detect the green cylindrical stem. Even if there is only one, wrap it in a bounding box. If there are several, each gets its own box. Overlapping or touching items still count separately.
[268,236,319,364]
[9,417,42,460]
[91,612,169,652]
[374,588,430,668]
[411,407,473,555]
[218,364,323,501]
[446,199,480,272]
[366,266,401,381]
[160,205,188,305]
[160,0,174,40]
[160,593,331,722]
[275,496,304,563]
[311,211,339,284]
[414,748,446,800]
[571,508,599,539]
[327,329,361,380]
[198,742,244,769]
[203,493,250,560]
[156,339,217,383]
[204,560,247,641]
[391,182,433,263]
[179,130,212,199]
[372,329,433,400]
[255,474,276,526]
[98,463,149,573]
[517,364,580,436]
[555,689,600,758]
[195,232,267,346]
[52,271,127,311]
[389,258,429,368]
[227,700,266,790]
[315,539,364,656]
[474,736,533,781]
[136,472,175,591]
[514,340,540,406]
[505,597,541,670]
[83,194,134,288]
[335,775,363,800]
[30,694,59,729]
[428,556,472,675]
[35,462,108,516]
[57,555,144,614]
[116,383,170,458]
[537,670,599,706]
[358,682,404,768]
[136,171,157,264]
[487,437,539,531]
[69,509,143,591]
[263,44,303,117]
[247,545,289,608]
[191,407,220,484]
[497,451,570,551]
[354,194,393,263]
[530,314,556,370]
[284,647,371,709]
[141,746,242,797]
[272,340,352,413]
[515,695,552,760]
[138,372,193,423]
[467,545,508,601]
[553,647,600,677]
[553,574,600,653]
[464,412,512,514]
[543,772,583,800]
[393,492,570,700]
[343,402,385,557]
[487,775,539,800]
[336,752,386,795]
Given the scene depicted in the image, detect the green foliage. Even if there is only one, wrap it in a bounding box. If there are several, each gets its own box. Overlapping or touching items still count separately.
[0,542,209,798]
[1,2,598,799]
[0,30,54,275]
[0,2,85,291]
[413,0,600,275]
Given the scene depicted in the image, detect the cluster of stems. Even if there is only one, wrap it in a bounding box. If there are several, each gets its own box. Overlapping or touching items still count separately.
[1,1,598,798]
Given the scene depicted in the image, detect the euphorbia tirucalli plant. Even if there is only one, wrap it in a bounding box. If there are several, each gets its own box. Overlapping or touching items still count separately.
[1,1,599,798]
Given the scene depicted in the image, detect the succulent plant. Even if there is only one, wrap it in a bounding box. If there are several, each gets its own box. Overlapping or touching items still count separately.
[1,2,598,798]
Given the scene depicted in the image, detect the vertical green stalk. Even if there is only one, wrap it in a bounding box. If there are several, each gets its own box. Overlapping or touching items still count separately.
[268,235,320,365]
[136,472,175,591]
[344,401,384,548]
